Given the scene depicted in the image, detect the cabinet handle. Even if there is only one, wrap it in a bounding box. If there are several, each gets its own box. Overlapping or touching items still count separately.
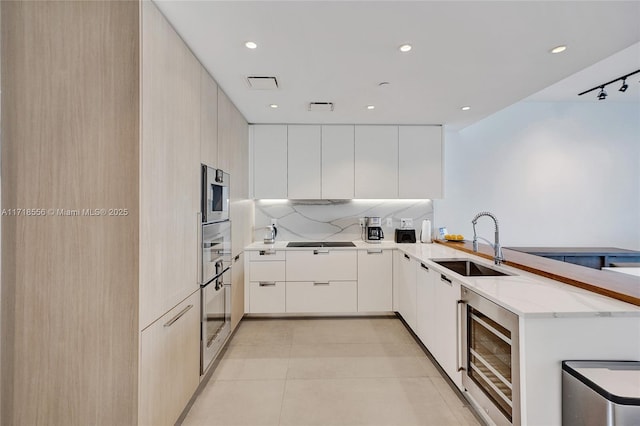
[313,282,330,286]
[234,254,241,263]
[163,304,193,327]
[367,249,383,254]
[313,250,330,255]
[197,212,202,285]
[259,250,276,256]
[441,274,452,285]
[404,254,410,260]
[420,263,429,271]
[259,281,276,287]
[456,300,466,372]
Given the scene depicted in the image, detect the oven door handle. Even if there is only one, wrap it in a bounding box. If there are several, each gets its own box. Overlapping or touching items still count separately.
[457,299,466,372]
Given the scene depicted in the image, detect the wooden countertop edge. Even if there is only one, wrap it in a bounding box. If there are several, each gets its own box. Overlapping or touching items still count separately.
[434,240,640,307]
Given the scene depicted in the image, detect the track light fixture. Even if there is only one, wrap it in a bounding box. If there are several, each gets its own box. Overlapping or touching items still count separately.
[619,78,628,93]
[578,69,639,100]
[597,86,607,100]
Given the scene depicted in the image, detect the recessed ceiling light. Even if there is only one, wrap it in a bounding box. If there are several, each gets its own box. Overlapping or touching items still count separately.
[245,41,257,49]
[367,105,375,110]
[550,45,567,54]
[269,104,278,109]
[461,106,471,111]
[399,44,412,53]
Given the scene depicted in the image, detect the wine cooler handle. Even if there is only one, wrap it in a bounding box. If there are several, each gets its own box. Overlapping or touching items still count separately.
[456,299,466,372]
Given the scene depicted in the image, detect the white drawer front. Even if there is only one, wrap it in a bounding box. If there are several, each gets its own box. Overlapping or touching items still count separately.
[286,250,357,281]
[249,261,285,282]
[286,281,357,313]
[249,281,286,313]
[248,250,286,262]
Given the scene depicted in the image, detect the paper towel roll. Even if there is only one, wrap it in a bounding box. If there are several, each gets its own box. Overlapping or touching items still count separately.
[420,220,432,243]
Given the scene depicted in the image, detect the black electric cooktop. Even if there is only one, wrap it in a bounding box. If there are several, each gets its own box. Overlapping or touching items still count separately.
[287,241,356,248]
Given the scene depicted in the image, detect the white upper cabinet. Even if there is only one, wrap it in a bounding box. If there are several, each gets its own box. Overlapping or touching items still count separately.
[253,124,288,199]
[288,125,321,199]
[399,126,442,198]
[321,125,355,199]
[355,125,399,198]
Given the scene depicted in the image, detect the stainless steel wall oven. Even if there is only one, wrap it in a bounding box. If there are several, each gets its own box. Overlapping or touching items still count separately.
[200,219,231,375]
[461,286,520,426]
[202,165,229,223]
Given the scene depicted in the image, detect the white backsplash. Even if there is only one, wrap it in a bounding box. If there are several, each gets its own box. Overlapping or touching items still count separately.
[253,200,434,242]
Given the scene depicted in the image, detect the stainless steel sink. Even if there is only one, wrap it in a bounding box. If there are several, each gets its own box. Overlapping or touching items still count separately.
[430,258,513,277]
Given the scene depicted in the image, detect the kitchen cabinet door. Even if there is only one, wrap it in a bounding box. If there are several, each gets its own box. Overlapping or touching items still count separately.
[416,261,436,349]
[288,125,321,199]
[357,249,393,312]
[355,125,398,198]
[252,124,288,199]
[217,88,234,173]
[140,0,201,329]
[322,125,355,199]
[394,251,417,331]
[249,281,286,313]
[434,271,462,389]
[200,68,218,168]
[139,291,200,426]
[286,249,357,282]
[398,126,442,199]
[286,281,358,313]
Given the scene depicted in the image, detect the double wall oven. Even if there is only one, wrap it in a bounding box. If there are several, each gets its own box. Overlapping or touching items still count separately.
[200,165,231,375]
[460,287,520,426]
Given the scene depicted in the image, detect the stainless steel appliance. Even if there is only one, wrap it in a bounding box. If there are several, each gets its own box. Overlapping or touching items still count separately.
[562,360,640,426]
[202,165,229,223]
[364,216,384,243]
[200,220,232,375]
[460,286,520,425]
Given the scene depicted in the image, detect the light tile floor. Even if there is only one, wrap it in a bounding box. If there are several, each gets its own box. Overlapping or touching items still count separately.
[181,318,482,426]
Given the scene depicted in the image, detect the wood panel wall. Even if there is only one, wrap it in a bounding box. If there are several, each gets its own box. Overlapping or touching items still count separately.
[1,2,139,424]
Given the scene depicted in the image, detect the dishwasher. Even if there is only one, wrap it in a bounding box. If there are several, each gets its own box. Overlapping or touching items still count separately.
[562,360,640,425]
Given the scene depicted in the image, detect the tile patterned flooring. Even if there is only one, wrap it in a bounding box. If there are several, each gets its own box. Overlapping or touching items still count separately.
[181,318,482,426]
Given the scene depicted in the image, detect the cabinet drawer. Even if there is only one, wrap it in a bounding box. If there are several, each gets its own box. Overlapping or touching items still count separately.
[286,281,357,313]
[286,250,357,281]
[139,291,200,426]
[249,281,286,313]
[249,261,285,282]
[248,250,286,262]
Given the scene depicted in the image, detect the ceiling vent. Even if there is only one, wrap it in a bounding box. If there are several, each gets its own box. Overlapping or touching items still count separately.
[308,102,334,112]
[246,76,279,90]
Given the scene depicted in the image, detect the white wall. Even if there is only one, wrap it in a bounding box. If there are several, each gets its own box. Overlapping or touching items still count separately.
[435,101,640,250]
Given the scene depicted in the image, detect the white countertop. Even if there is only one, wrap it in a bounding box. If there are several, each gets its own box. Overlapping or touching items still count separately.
[244,240,640,318]
[602,267,640,277]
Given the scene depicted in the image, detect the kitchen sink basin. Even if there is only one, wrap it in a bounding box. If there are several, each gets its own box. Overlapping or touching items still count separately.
[287,241,355,248]
[430,258,513,277]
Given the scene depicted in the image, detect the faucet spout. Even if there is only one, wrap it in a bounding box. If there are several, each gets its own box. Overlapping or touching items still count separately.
[471,211,504,265]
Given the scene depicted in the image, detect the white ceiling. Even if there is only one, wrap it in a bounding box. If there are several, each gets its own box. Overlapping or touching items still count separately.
[155,1,640,128]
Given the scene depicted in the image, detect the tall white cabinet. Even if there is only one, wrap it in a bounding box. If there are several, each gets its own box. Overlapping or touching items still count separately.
[354,125,399,198]
[288,125,321,199]
[322,125,355,199]
[253,125,288,199]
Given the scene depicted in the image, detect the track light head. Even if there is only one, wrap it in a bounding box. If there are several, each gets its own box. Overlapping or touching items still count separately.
[619,79,628,92]
[597,86,607,100]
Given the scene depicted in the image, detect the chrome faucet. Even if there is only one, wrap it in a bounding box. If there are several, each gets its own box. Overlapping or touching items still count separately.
[471,211,504,265]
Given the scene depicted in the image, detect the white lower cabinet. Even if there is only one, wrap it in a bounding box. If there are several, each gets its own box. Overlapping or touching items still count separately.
[416,261,435,349]
[394,250,417,330]
[286,249,357,281]
[286,281,358,313]
[432,269,463,389]
[357,249,393,312]
[249,281,286,313]
[139,291,200,426]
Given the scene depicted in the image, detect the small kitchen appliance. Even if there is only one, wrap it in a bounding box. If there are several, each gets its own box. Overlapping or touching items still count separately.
[202,165,229,223]
[364,217,384,243]
[395,229,416,243]
[264,224,277,244]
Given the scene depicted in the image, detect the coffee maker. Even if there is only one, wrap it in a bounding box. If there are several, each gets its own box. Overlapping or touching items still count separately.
[364,217,384,243]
